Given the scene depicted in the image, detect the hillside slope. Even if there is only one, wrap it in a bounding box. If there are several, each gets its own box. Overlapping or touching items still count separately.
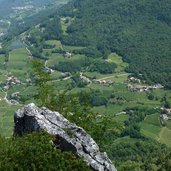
[59,0,171,88]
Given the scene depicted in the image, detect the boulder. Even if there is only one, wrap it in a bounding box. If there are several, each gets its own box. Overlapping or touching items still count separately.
[14,103,117,171]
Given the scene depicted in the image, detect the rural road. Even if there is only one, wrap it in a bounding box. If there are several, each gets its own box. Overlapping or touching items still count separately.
[44,60,55,73]
[96,73,130,81]
[3,91,11,105]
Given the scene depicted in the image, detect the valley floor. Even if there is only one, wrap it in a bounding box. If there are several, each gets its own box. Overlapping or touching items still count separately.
[0,38,171,149]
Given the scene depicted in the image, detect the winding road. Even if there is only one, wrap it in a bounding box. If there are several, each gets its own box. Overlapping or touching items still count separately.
[2,90,12,105]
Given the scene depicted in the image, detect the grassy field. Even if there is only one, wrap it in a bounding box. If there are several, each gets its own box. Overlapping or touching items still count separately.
[113,136,138,145]
[166,120,171,129]
[46,53,85,68]
[7,48,32,81]
[140,114,161,140]
[113,114,129,123]
[61,17,73,35]
[140,113,171,147]
[0,48,32,83]
[84,71,129,83]
[0,47,35,137]
[93,105,123,115]
[158,127,171,147]
[107,53,128,72]
[45,40,62,49]
[0,100,21,137]
[63,45,85,51]
[83,53,129,83]
[0,71,7,83]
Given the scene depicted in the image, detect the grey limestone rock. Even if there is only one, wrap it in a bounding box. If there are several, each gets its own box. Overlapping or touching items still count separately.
[14,103,117,171]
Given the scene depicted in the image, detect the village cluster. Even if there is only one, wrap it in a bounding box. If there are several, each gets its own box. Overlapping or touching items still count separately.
[12,5,34,12]
[0,74,32,105]
[3,75,21,91]
[127,76,164,92]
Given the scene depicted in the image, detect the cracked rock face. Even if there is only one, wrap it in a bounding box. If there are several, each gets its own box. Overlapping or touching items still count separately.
[14,103,117,171]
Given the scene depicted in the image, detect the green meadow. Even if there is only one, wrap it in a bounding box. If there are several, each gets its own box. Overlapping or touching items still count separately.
[140,113,171,147]
[0,100,21,137]
[0,47,36,137]
[7,48,32,81]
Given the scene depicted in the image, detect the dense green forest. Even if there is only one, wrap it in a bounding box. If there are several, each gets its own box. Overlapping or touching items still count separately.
[58,0,171,88]
[0,132,90,170]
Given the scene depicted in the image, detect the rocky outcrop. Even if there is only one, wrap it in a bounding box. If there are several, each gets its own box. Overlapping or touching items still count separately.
[14,103,117,171]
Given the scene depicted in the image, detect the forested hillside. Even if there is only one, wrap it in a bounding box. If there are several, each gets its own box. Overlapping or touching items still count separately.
[59,0,171,88]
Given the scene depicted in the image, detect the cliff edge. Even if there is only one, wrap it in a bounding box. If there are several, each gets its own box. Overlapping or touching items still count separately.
[14,103,117,171]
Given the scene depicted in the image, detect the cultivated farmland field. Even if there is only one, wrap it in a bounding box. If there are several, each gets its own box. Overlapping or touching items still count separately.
[0,47,36,137]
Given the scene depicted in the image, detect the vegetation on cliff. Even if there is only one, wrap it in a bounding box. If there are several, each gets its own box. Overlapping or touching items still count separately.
[0,131,90,170]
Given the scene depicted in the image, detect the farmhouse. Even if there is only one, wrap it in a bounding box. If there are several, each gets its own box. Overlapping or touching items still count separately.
[164,108,171,114]
[64,52,72,58]
[160,107,171,114]
[152,84,164,89]
[148,84,164,90]
[80,73,91,83]
[3,85,9,91]
[128,77,141,83]
[46,68,54,74]
[160,114,169,120]
[7,76,21,85]
[99,80,107,84]
[128,84,148,92]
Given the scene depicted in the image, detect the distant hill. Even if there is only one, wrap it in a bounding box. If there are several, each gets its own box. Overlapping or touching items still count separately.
[1,0,69,41]
[59,0,171,88]
[0,0,56,7]
[0,0,61,17]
